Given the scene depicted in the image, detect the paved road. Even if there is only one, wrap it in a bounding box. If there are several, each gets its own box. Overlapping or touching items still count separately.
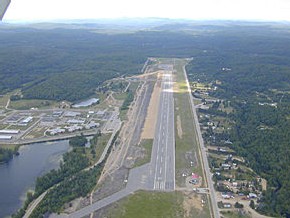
[183,66,220,218]
[149,70,175,191]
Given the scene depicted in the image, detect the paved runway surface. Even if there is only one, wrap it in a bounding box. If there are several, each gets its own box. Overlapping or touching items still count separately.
[50,69,176,218]
[149,70,175,191]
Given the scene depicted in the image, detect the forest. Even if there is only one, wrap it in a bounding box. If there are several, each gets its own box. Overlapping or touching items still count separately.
[2,21,290,216]
[185,24,290,217]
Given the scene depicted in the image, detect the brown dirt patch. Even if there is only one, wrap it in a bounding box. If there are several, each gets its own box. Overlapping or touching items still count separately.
[141,73,162,139]
[177,115,183,139]
[183,192,203,216]
[261,178,267,191]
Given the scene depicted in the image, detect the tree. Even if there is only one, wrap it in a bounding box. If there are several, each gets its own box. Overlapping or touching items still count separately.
[250,200,255,209]
[234,202,244,208]
[69,134,87,147]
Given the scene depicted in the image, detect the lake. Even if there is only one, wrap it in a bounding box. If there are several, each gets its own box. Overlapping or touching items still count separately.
[72,98,99,108]
[0,140,70,217]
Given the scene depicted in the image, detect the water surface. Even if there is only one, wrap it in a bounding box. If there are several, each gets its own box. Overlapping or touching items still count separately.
[0,140,70,217]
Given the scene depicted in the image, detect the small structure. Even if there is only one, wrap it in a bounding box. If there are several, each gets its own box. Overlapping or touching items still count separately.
[248,193,257,199]
[221,163,231,170]
[221,192,234,199]
[53,111,63,117]
[66,125,83,133]
[64,111,81,117]
[85,122,100,129]
[19,116,33,125]
[48,128,66,135]
[67,119,85,124]
[223,203,232,208]
[96,110,106,117]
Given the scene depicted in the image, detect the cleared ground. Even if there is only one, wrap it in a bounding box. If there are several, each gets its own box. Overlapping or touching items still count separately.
[141,72,162,139]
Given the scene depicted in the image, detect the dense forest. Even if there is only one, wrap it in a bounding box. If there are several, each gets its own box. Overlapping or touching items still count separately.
[0,25,198,102]
[185,24,290,217]
[2,21,290,216]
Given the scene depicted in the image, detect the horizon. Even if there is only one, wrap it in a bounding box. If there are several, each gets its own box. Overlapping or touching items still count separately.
[3,0,290,23]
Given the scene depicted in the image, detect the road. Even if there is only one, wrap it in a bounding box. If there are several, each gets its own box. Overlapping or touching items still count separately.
[149,70,175,191]
[183,65,220,218]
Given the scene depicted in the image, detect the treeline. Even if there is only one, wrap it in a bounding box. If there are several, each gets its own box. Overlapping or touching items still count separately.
[12,129,119,217]
[186,26,290,216]
[121,91,134,110]
[0,148,19,164]
[12,148,90,218]
[69,134,88,147]
[230,103,290,216]
[0,27,200,102]
[34,150,90,195]
[30,166,101,217]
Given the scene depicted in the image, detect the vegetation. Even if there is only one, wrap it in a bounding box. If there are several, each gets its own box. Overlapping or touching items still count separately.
[173,59,204,187]
[121,90,134,110]
[185,24,290,217]
[4,21,290,217]
[69,134,88,147]
[133,139,153,167]
[104,191,184,218]
[12,148,90,218]
[30,165,101,217]
[0,147,18,163]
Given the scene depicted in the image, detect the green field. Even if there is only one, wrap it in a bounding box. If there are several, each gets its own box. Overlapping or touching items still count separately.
[9,99,56,110]
[88,133,112,164]
[104,191,185,218]
[133,139,153,167]
[220,210,251,218]
[173,59,204,187]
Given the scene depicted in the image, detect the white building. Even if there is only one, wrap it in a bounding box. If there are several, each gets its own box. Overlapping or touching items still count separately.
[0,135,12,140]
[0,129,19,134]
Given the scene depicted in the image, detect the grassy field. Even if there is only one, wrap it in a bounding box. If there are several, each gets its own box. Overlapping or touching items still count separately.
[104,191,185,218]
[133,139,153,167]
[220,210,251,218]
[0,144,18,150]
[87,133,112,164]
[9,99,56,110]
[173,59,204,187]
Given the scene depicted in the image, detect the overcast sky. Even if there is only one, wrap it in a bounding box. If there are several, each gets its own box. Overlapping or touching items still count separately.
[3,0,290,22]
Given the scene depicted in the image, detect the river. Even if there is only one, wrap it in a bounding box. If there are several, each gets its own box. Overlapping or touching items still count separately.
[0,140,70,218]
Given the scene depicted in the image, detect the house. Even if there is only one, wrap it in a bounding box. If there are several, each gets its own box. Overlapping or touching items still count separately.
[221,192,234,199]
[64,111,81,117]
[248,193,257,198]
[223,203,232,208]
[221,163,231,170]
[48,128,66,135]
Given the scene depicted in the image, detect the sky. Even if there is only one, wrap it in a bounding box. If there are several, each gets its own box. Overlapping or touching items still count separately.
[3,0,290,22]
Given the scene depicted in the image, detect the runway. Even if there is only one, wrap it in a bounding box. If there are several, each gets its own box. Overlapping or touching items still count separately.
[149,69,175,191]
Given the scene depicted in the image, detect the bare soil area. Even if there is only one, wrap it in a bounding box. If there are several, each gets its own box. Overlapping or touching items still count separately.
[141,72,162,139]
[183,192,203,216]
[177,115,183,138]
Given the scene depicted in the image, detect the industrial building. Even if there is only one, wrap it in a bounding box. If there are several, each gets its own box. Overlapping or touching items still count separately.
[0,135,12,140]
[0,130,20,134]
